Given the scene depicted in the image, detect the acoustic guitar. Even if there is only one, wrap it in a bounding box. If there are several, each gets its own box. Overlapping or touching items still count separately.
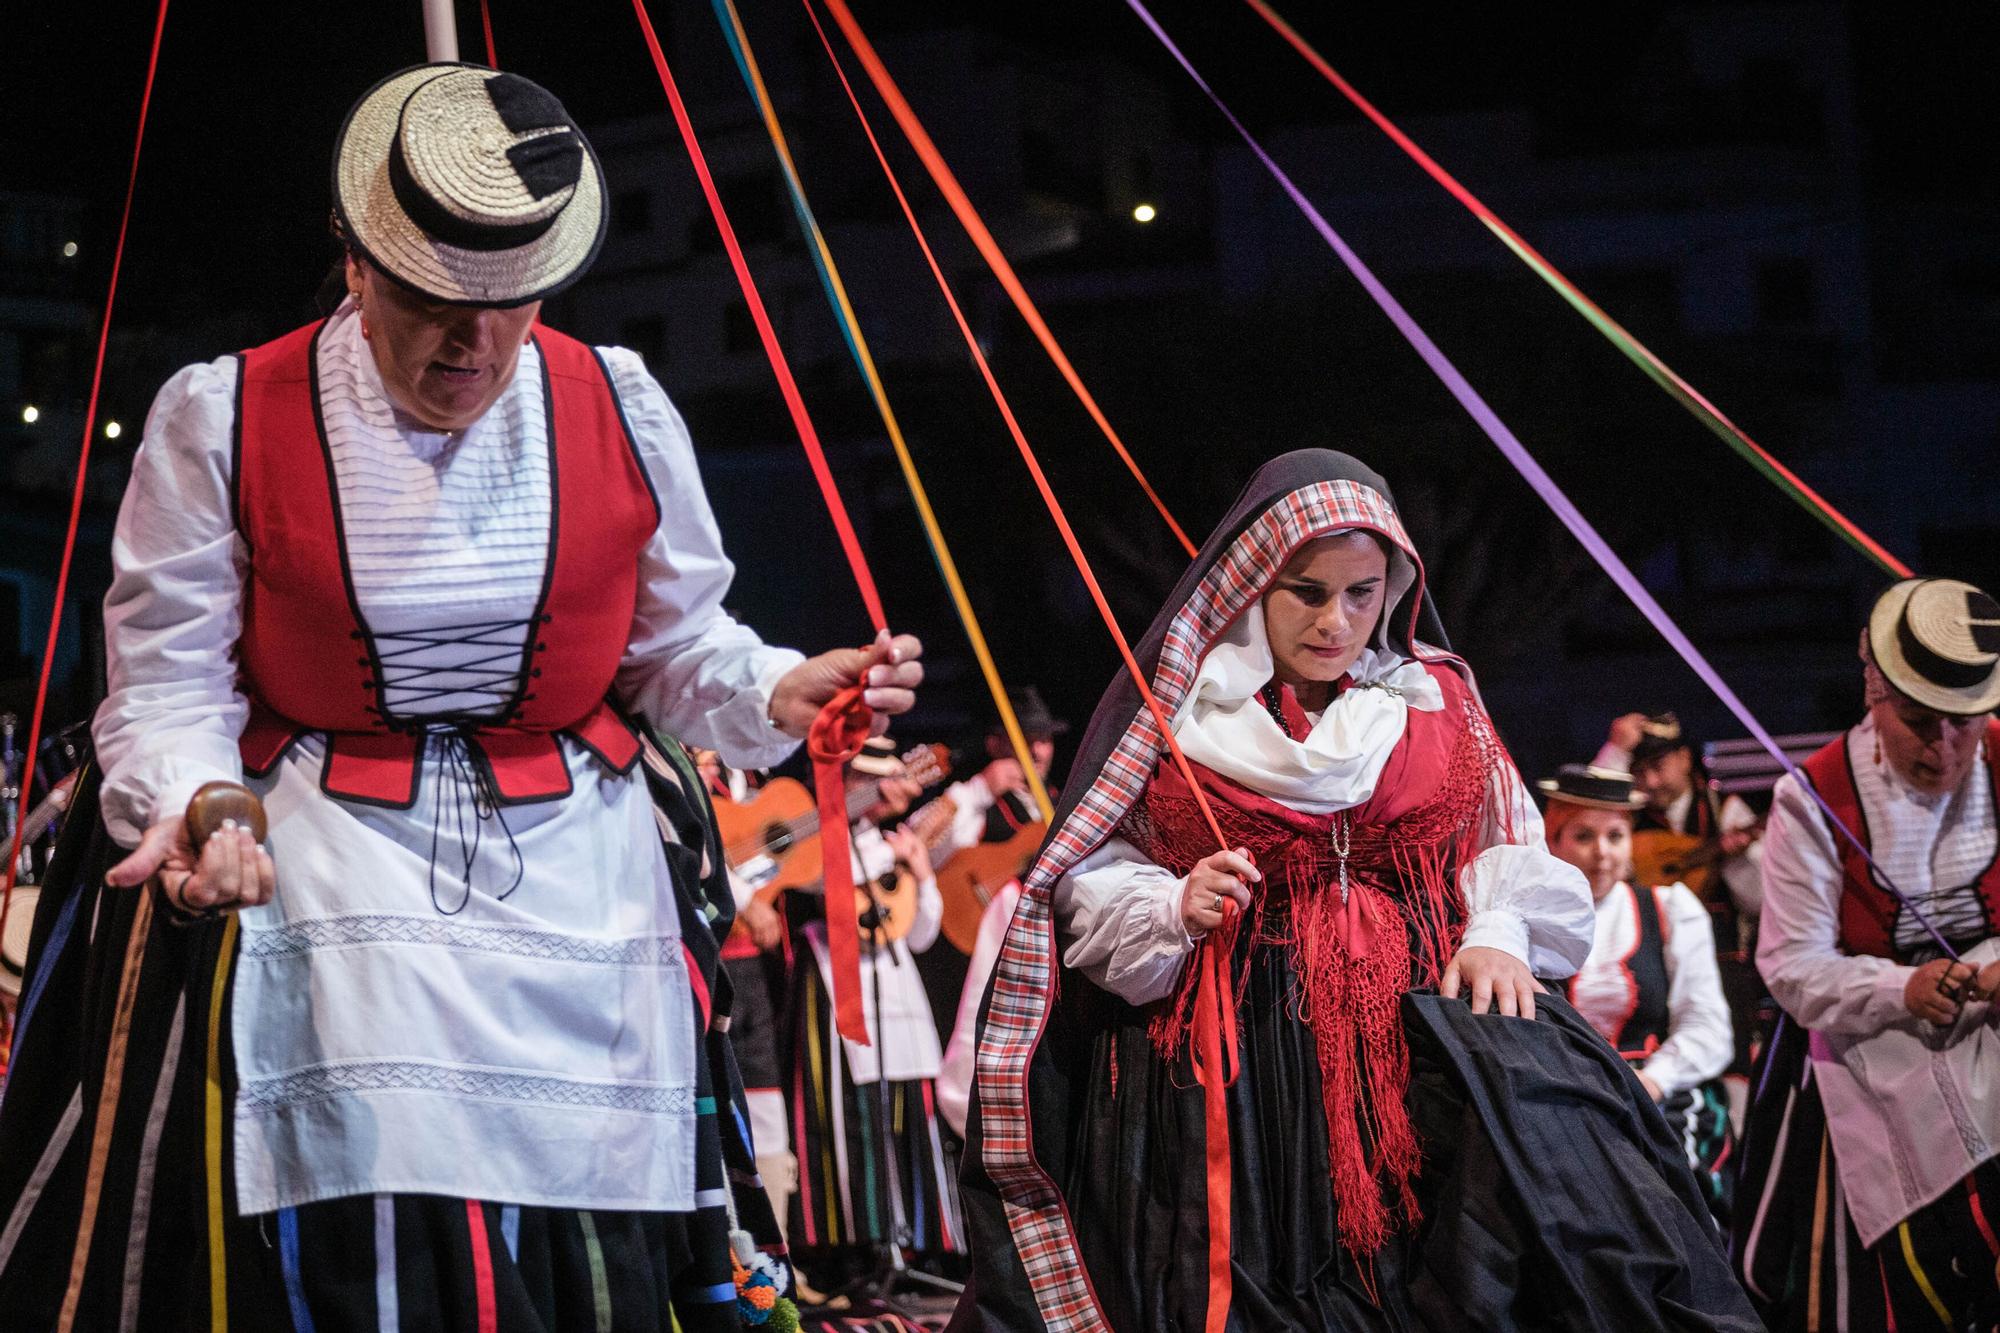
[852,866,921,949]
[712,743,949,909]
[1630,829,1721,899]
[937,819,1046,955]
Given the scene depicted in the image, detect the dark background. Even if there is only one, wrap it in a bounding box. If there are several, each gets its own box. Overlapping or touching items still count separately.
[4,0,1997,792]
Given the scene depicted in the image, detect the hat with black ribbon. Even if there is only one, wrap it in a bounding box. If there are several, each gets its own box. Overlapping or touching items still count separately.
[333,64,606,307]
[1537,764,1650,812]
[988,687,1070,741]
[1628,712,1693,768]
[848,735,903,779]
[1868,578,2000,716]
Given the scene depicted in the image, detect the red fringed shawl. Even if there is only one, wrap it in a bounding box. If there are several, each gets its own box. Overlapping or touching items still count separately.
[1122,663,1509,1255]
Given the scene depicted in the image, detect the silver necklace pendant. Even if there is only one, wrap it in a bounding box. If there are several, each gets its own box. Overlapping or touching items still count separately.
[1333,813,1353,904]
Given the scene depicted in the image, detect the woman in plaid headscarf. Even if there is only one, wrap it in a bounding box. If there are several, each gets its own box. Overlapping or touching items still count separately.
[947,451,1757,1332]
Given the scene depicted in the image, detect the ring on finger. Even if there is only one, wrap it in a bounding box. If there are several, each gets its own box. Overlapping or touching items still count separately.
[1210,894,1224,912]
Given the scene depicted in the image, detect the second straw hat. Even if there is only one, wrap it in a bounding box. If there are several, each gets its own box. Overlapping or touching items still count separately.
[1868,578,2000,716]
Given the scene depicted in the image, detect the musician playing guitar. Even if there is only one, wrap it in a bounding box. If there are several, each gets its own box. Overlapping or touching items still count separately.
[1598,712,1765,924]
[1599,710,1769,1075]
[931,688,1065,863]
[785,735,961,1280]
[931,688,1066,1138]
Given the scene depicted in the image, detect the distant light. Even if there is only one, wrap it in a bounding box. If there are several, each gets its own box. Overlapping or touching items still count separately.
[1132,203,1157,224]
[20,405,39,424]
[103,420,123,439]
[61,241,78,258]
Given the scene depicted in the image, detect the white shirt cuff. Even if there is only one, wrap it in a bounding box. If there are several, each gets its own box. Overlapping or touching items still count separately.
[1458,908,1531,967]
[1162,877,1200,947]
[709,649,806,771]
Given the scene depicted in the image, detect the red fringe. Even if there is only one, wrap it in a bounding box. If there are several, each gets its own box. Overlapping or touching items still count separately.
[1127,699,1506,1257]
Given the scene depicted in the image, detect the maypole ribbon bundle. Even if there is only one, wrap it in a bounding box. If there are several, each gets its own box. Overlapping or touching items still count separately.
[1127,0,1961,963]
[813,0,1197,561]
[1241,0,1910,579]
[707,0,1052,823]
[0,0,172,966]
[629,0,889,1043]
[803,5,1240,1326]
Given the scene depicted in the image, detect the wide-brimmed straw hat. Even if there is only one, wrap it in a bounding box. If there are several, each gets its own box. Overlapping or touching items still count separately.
[333,63,606,307]
[1868,578,2000,717]
[1,886,39,999]
[849,735,903,779]
[1537,764,1650,812]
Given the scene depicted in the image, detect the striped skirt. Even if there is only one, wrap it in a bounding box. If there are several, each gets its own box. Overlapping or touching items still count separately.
[1654,1074,1735,1225]
[786,960,962,1256]
[1733,1012,2000,1331]
[0,762,787,1331]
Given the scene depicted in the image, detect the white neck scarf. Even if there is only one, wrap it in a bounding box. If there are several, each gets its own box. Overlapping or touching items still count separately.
[1172,602,1445,815]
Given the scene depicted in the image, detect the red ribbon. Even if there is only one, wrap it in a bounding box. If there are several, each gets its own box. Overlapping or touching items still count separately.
[807,683,875,1047]
[1191,934,1238,1333]
[0,0,171,948]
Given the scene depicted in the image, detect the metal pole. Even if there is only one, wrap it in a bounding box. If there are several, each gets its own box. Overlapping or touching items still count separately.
[422,0,460,62]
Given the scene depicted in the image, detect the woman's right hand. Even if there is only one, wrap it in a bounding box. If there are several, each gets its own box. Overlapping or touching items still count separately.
[1904,957,1986,1025]
[107,816,275,916]
[1180,847,1259,938]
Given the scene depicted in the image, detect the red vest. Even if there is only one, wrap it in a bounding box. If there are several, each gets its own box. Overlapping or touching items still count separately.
[1799,723,2000,959]
[232,319,655,808]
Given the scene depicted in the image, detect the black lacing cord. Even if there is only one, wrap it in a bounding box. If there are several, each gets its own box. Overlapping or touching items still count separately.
[425,729,527,915]
[359,616,546,714]
[347,616,548,914]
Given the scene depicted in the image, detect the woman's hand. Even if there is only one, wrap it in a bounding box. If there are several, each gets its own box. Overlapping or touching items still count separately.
[1635,1071,1665,1103]
[1904,957,1988,1025]
[106,816,275,916]
[1180,848,1259,939]
[769,630,924,738]
[885,824,933,885]
[1442,945,1546,1019]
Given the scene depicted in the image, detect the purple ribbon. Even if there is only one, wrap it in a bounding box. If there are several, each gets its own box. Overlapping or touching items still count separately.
[1125,0,1959,961]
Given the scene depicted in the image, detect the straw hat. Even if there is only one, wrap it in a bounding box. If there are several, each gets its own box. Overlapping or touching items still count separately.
[1,886,39,999]
[1537,764,1650,812]
[333,63,606,307]
[849,735,903,779]
[1868,578,2000,717]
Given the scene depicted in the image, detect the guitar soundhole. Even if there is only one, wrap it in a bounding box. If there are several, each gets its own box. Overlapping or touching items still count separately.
[764,823,793,856]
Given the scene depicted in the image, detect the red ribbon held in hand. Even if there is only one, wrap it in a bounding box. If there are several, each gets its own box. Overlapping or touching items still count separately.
[808,683,876,1046]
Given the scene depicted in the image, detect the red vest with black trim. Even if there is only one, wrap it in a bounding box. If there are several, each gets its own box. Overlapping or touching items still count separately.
[232,319,655,808]
[1799,723,2000,959]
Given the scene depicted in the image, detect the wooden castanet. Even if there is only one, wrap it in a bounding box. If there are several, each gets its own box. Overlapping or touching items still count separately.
[185,781,268,853]
[938,820,1045,955]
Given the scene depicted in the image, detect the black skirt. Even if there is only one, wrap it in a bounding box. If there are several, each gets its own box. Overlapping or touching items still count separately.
[1732,1010,2000,1331]
[952,936,1760,1332]
[0,752,789,1331]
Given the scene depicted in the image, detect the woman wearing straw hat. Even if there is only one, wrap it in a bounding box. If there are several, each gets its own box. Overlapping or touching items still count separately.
[1735,578,2000,1329]
[1540,763,1737,1222]
[0,63,920,1329]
